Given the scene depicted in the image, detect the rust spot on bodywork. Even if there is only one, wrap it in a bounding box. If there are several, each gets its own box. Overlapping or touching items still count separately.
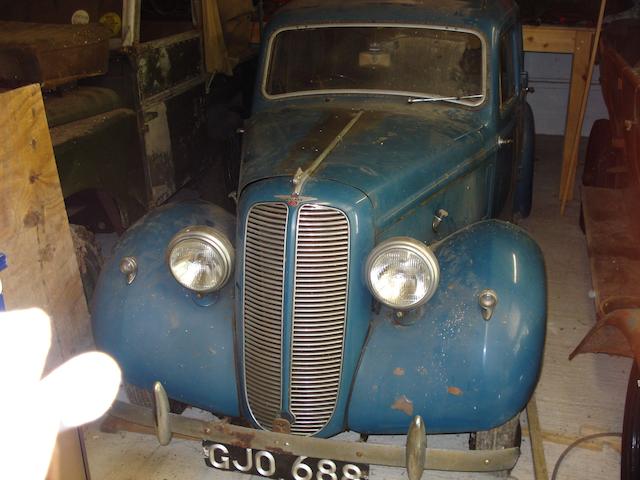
[447,386,463,396]
[393,367,405,376]
[391,395,414,416]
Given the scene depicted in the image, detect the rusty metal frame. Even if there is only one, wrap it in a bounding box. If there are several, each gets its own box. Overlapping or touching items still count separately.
[570,307,640,366]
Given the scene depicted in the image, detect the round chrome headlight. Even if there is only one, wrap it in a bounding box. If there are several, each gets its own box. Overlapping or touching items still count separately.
[365,237,439,310]
[167,226,234,293]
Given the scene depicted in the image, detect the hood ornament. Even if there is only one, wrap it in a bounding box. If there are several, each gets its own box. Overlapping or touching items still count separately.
[275,193,317,207]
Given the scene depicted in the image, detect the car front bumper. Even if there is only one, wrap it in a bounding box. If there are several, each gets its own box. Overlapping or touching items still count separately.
[106,382,519,479]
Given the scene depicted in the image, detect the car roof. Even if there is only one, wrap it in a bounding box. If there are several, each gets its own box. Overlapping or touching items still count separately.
[268,0,516,36]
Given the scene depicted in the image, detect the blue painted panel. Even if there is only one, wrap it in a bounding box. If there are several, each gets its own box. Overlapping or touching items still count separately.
[241,101,495,232]
[91,201,241,416]
[348,220,546,434]
[378,162,493,243]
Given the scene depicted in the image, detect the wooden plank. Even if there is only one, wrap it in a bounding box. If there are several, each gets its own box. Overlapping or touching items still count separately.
[523,26,580,53]
[526,395,549,480]
[559,30,594,198]
[0,84,91,363]
[582,186,640,313]
[201,0,232,76]
[0,84,90,479]
[560,0,608,212]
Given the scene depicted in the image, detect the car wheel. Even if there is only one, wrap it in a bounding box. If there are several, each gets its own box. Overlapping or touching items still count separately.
[513,102,535,219]
[125,383,188,414]
[70,224,103,303]
[622,361,640,479]
[469,414,521,477]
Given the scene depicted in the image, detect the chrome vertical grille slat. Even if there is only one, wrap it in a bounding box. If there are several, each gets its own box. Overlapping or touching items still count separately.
[243,202,288,431]
[290,204,349,436]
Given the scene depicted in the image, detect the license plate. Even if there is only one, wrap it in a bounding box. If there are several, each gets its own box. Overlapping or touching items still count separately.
[203,441,370,480]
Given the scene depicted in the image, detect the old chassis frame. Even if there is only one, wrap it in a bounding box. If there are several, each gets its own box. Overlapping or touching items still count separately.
[107,382,519,478]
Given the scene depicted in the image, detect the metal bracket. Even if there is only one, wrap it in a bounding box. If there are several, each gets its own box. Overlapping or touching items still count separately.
[432,209,449,232]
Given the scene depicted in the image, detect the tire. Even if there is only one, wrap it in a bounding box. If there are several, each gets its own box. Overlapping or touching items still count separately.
[582,119,620,188]
[514,102,535,219]
[125,383,188,414]
[69,224,103,303]
[469,414,522,477]
[622,362,640,479]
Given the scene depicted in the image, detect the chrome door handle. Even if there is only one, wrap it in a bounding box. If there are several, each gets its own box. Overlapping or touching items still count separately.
[498,137,513,146]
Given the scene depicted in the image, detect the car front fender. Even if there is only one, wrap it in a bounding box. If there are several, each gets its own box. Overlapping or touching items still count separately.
[348,220,546,434]
[91,201,240,417]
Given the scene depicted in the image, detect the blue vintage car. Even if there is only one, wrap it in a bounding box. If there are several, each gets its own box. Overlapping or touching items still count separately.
[93,0,546,477]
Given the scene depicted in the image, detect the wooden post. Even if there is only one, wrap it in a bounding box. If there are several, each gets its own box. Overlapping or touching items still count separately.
[527,395,550,480]
[0,84,91,479]
[201,0,232,76]
[560,0,608,213]
[559,30,594,198]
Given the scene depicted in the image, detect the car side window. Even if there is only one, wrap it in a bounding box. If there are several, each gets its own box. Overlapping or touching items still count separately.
[499,26,516,107]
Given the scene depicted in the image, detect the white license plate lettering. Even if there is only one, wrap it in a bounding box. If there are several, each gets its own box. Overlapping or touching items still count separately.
[203,442,369,480]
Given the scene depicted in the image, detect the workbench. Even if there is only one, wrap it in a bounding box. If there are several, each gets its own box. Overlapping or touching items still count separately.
[523,25,596,200]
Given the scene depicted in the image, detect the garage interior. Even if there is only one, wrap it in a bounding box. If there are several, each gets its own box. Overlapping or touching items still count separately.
[0,0,638,479]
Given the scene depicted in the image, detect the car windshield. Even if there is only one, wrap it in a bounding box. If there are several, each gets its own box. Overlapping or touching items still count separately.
[265,25,484,105]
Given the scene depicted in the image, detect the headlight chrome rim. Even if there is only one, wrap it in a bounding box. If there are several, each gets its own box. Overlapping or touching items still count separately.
[365,237,439,310]
[167,226,234,293]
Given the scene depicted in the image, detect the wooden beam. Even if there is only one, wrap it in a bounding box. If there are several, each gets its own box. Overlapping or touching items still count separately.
[523,26,581,54]
[560,0,608,213]
[559,29,594,197]
[0,84,91,479]
[527,395,550,480]
[201,0,232,76]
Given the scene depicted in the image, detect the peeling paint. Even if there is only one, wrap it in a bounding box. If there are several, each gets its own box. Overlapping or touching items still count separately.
[393,367,405,376]
[447,386,463,396]
[391,395,414,416]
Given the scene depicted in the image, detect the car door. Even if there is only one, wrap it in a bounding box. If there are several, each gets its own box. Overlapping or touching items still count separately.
[494,23,521,216]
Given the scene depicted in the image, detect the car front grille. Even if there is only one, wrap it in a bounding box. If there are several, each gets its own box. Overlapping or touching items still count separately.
[242,202,349,435]
[243,202,288,431]
[290,204,349,435]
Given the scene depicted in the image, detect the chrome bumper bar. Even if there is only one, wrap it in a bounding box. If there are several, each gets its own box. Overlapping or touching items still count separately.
[107,382,519,479]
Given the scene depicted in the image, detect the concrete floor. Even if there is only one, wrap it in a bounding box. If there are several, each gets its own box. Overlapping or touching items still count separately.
[85,135,631,480]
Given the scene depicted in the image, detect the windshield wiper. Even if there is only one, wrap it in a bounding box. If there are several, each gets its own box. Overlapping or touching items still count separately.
[407,94,483,104]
